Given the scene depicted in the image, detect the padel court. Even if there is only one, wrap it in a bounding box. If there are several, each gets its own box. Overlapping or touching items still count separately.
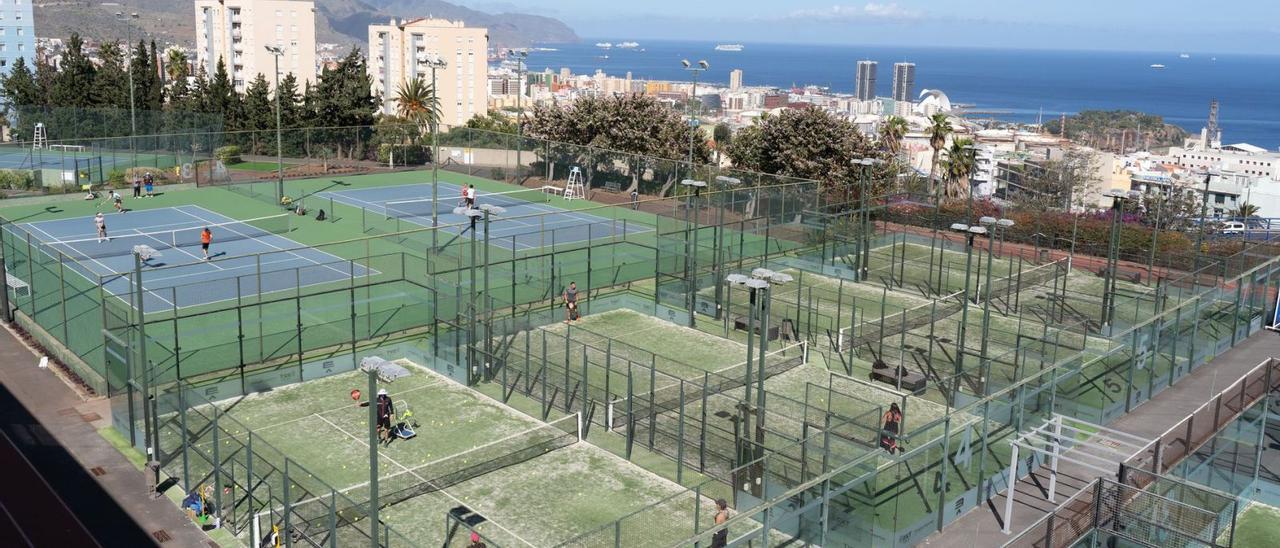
[318,182,652,251]
[8,205,369,311]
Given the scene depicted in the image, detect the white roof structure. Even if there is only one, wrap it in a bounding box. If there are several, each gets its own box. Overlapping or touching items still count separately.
[1222,143,1269,154]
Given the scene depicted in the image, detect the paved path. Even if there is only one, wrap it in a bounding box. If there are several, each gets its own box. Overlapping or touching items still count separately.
[0,321,212,547]
[921,329,1280,548]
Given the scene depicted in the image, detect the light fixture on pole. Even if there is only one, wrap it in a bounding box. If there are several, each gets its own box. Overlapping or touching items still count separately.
[713,176,742,321]
[1101,189,1142,330]
[948,222,986,401]
[131,244,160,482]
[116,12,140,168]
[265,45,286,202]
[681,59,709,179]
[681,179,707,327]
[420,53,448,252]
[477,203,505,379]
[857,157,884,280]
[508,49,529,184]
[455,206,485,384]
[977,216,1014,394]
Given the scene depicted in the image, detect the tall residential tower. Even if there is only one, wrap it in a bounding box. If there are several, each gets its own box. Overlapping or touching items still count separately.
[0,0,34,76]
[368,18,488,126]
[892,62,915,116]
[854,60,876,101]
[194,0,317,93]
[729,68,743,90]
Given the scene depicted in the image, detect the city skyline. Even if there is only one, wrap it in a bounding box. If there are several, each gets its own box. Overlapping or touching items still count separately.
[459,0,1280,54]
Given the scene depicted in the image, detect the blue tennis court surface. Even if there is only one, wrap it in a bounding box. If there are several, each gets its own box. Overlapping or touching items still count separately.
[0,147,121,169]
[317,182,651,250]
[12,205,369,311]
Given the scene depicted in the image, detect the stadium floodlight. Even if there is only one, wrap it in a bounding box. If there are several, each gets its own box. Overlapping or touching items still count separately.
[724,273,749,285]
[715,175,742,186]
[265,45,286,201]
[681,60,710,177]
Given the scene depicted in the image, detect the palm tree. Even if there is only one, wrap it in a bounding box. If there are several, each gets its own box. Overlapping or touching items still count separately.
[926,113,952,193]
[1234,202,1260,219]
[395,76,439,141]
[942,138,977,201]
[879,115,908,155]
[164,47,188,83]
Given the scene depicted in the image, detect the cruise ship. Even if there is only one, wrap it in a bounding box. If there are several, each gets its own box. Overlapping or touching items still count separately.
[714,44,744,52]
[595,42,612,48]
[617,41,640,49]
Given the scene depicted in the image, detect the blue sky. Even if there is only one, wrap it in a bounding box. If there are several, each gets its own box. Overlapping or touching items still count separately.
[460,1,1280,53]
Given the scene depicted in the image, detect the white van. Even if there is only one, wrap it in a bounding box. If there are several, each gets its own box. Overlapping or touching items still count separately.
[1220,221,1246,235]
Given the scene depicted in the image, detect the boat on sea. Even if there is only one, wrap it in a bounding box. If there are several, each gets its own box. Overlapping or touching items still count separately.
[714,44,744,52]
[1150,64,1166,69]
[595,42,612,48]
[617,41,639,49]
[1179,53,1191,58]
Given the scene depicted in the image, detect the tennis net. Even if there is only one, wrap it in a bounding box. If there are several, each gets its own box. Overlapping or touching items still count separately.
[16,213,292,261]
[382,187,552,220]
[292,413,580,530]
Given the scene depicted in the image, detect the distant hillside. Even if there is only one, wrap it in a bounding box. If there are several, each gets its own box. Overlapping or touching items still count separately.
[1045,110,1189,152]
[33,0,577,51]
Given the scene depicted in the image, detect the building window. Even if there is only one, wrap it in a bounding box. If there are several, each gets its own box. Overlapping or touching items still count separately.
[15,28,20,36]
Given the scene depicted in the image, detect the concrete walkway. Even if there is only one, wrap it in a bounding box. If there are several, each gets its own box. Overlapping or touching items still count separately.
[0,321,214,547]
[921,329,1280,548]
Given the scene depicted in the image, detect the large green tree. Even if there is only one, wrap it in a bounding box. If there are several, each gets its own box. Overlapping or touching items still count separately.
[51,34,96,108]
[926,113,952,193]
[723,106,878,202]
[241,74,274,153]
[309,48,377,159]
[394,76,438,142]
[942,138,976,201]
[525,93,712,195]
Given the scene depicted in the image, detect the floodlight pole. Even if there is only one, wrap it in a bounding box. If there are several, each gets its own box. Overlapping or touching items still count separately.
[468,212,479,385]
[428,57,446,252]
[266,46,285,202]
[1193,171,1213,278]
[366,366,378,546]
[977,217,1013,394]
[682,60,708,179]
[510,50,528,184]
[952,226,982,399]
[743,285,757,411]
[117,12,139,169]
[133,251,155,479]
[682,180,706,327]
[755,283,771,434]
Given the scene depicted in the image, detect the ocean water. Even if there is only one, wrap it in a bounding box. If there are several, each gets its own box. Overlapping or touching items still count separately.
[523,40,1280,150]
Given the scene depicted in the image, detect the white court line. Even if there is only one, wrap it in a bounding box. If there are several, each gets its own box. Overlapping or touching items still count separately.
[177,205,356,280]
[309,414,538,547]
[22,221,178,310]
[322,191,538,251]
[138,253,325,285]
[28,215,210,243]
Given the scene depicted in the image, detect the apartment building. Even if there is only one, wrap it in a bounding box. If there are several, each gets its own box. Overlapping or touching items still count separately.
[0,0,33,75]
[368,18,488,126]
[194,0,317,93]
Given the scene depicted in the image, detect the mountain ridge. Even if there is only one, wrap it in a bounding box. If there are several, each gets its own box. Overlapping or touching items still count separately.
[32,0,578,51]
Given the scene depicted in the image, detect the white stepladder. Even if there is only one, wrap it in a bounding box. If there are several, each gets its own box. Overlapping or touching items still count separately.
[564,166,585,201]
[33,123,47,150]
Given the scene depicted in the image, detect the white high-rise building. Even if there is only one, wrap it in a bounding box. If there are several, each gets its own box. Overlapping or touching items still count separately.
[855,60,876,101]
[194,0,317,93]
[729,69,743,91]
[368,18,488,126]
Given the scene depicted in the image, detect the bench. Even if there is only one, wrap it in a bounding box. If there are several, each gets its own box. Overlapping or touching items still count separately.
[541,185,565,197]
[732,315,780,341]
[869,360,927,392]
[603,181,622,193]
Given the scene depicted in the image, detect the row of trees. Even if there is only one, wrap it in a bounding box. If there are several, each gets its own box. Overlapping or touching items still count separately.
[1,33,383,160]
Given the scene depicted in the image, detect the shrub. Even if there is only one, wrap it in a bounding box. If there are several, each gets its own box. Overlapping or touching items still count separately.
[125,166,170,182]
[107,169,127,188]
[214,145,242,164]
[0,169,34,190]
[375,144,429,166]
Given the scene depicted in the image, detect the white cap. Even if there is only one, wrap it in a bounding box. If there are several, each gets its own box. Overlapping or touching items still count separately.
[377,388,387,396]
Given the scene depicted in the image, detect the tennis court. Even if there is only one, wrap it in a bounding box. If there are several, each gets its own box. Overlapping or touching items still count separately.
[174,362,717,547]
[318,182,652,251]
[8,205,368,311]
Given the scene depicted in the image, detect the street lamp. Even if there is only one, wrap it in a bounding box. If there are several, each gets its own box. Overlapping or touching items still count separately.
[1192,170,1216,275]
[948,222,987,400]
[455,206,485,384]
[713,176,742,321]
[1101,189,1142,330]
[115,12,140,167]
[420,53,448,251]
[681,59,709,179]
[681,179,708,327]
[977,216,1014,393]
[477,203,505,380]
[508,50,528,183]
[264,45,286,202]
[855,157,885,281]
